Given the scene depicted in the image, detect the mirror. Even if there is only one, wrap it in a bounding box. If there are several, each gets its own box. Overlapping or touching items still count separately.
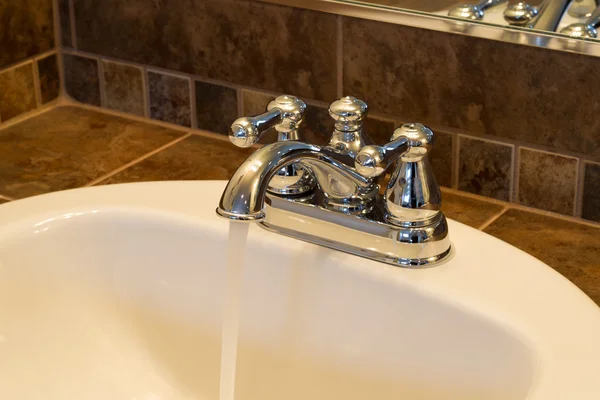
[265,0,600,56]
[352,0,599,37]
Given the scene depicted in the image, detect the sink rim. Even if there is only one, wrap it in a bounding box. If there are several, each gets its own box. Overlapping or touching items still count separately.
[0,180,599,399]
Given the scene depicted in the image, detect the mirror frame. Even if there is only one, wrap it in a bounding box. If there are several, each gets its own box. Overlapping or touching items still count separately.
[258,0,600,57]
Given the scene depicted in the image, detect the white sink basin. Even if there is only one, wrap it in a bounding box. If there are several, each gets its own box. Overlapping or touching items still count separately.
[0,181,599,399]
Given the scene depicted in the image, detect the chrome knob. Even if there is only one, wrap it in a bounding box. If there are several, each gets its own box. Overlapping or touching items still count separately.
[328,96,372,158]
[329,96,368,133]
[504,2,539,26]
[448,0,508,21]
[230,95,306,148]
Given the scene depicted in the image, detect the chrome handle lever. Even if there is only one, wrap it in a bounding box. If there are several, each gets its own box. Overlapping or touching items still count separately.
[229,95,306,148]
[229,95,315,197]
[355,123,441,226]
[354,123,431,178]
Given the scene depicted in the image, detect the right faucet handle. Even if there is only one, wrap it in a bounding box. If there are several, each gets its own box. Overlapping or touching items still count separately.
[229,95,306,148]
[355,123,433,178]
[356,123,442,226]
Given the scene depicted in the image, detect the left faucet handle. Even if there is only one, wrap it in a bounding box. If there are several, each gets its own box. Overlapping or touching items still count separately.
[229,95,306,148]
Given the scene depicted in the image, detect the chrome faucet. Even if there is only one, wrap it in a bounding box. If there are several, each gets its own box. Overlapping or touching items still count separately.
[216,95,451,267]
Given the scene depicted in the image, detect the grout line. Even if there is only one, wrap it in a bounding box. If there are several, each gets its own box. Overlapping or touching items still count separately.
[575,158,585,217]
[452,133,460,189]
[140,66,149,118]
[33,50,58,62]
[143,67,152,118]
[477,206,509,231]
[336,15,343,98]
[97,58,107,107]
[84,133,193,187]
[51,0,61,49]
[508,143,516,203]
[190,129,234,144]
[69,0,78,49]
[0,101,60,131]
[190,77,198,129]
[57,50,68,98]
[513,145,521,205]
[0,194,15,202]
[32,59,42,108]
[519,144,581,160]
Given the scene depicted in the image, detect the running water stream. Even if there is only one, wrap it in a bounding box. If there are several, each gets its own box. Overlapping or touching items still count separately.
[219,221,250,400]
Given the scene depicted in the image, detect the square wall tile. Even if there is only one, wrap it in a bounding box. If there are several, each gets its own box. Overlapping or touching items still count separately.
[0,63,37,122]
[74,0,338,101]
[148,71,191,127]
[518,148,577,215]
[102,61,145,116]
[0,0,54,68]
[458,136,513,201]
[195,81,238,135]
[37,54,60,104]
[582,162,600,222]
[63,54,101,106]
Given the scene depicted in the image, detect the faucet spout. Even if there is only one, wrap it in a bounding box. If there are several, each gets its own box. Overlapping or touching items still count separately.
[216,141,374,221]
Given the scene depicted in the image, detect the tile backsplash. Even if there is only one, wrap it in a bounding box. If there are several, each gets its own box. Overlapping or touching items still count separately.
[0,0,59,123]
[2,0,599,223]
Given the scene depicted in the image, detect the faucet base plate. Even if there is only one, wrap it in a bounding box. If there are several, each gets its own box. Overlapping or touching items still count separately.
[261,194,451,268]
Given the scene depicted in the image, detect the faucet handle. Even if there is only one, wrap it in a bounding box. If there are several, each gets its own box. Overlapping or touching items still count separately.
[328,96,372,157]
[329,96,368,132]
[230,95,306,148]
[356,123,441,226]
[355,123,433,178]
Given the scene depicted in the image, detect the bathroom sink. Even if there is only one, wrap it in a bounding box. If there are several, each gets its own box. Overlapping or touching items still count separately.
[0,181,599,399]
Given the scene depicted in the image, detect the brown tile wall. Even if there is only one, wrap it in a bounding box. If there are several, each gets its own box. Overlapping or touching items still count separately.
[53,0,599,224]
[0,0,60,125]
